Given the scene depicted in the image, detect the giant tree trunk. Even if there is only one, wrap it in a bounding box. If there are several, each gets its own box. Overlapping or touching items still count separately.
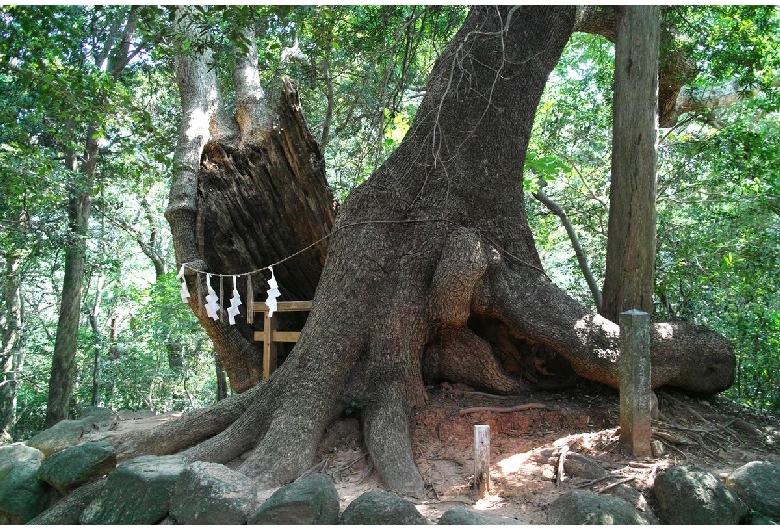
[145,6,735,497]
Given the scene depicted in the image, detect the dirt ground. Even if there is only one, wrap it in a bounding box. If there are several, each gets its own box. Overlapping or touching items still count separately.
[111,382,780,525]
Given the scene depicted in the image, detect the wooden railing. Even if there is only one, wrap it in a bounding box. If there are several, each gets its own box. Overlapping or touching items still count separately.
[252,301,312,378]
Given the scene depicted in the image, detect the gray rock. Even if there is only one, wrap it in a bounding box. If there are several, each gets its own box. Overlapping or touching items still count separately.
[117,409,135,420]
[563,452,609,480]
[654,464,747,525]
[79,454,187,524]
[548,490,649,525]
[76,406,119,430]
[26,477,106,525]
[37,440,116,495]
[438,508,526,524]
[749,510,779,525]
[170,461,258,524]
[340,490,427,525]
[726,461,780,521]
[560,452,657,521]
[248,473,339,525]
[26,419,90,457]
[26,409,118,457]
[0,444,49,524]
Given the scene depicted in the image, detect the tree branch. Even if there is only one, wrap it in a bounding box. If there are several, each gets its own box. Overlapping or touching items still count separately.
[532,178,602,310]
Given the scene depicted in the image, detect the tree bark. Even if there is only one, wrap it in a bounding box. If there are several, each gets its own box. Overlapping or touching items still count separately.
[0,251,23,442]
[146,5,735,498]
[574,6,697,129]
[46,136,100,427]
[600,6,660,322]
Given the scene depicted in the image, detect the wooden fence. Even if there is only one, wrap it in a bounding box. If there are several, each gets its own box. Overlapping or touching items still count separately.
[252,301,312,378]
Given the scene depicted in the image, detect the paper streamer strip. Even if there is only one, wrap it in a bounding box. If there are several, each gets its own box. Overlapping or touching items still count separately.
[204,273,220,321]
[265,266,281,317]
[227,275,242,325]
[177,265,190,303]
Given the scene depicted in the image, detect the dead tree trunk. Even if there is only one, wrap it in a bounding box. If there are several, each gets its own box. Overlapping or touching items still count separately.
[165,11,334,393]
[147,6,735,497]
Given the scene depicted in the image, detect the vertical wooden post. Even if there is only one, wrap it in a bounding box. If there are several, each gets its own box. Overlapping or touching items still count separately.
[619,309,652,457]
[474,424,490,497]
[262,311,277,379]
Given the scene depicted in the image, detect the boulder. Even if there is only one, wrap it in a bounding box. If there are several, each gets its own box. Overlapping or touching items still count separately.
[749,510,778,525]
[548,490,649,525]
[26,419,90,457]
[26,477,106,525]
[117,409,135,420]
[37,440,116,495]
[248,473,339,525]
[340,490,427,525]
[76,406,119,431]
[0,444,49,524]
[725,461,780,521]
[557,453,658,522]
[562,452,609,480]
[27,409,117,457]
[438,508,526,525]
[654,464,747,525]
[79,454,187,524]
[169,461,258,525]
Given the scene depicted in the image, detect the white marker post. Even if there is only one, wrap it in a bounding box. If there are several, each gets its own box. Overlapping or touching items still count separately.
[474,424,490,497]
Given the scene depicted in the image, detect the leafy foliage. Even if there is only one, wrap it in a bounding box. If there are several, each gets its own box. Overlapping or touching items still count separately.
[527,8,780,411]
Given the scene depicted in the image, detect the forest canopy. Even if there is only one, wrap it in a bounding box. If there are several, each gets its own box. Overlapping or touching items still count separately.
[1,5,779,448]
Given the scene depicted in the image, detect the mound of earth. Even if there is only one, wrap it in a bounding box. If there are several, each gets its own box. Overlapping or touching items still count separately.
[102,382,779,524]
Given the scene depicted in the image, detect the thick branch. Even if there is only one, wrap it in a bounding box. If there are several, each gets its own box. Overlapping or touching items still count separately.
[475,259,734,394]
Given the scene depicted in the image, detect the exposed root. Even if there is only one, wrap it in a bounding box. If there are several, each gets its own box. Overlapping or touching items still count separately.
[115,384,260,460]
[363,382,425,497]
[458,403,546,416]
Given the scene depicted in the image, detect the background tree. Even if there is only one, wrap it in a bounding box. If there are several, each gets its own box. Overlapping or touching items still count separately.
[601,5,661,320]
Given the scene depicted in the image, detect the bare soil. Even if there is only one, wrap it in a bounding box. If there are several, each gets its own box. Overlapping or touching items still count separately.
[111,382,780,524]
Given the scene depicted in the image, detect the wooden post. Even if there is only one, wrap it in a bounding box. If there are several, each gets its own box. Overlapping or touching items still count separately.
[619,309,652,457]
[262,310,277,379]
[474,424,490,497]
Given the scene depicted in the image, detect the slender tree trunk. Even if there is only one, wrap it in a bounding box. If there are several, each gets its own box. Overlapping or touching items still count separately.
[533,178,602,310]
[0,251,23,442]
[600,6,660,321]
[88,273,104,407]
[46,139,99,427]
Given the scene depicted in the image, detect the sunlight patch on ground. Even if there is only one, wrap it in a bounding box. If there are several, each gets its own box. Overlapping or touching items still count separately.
[495,450,533,475]
[656,322,674,340]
